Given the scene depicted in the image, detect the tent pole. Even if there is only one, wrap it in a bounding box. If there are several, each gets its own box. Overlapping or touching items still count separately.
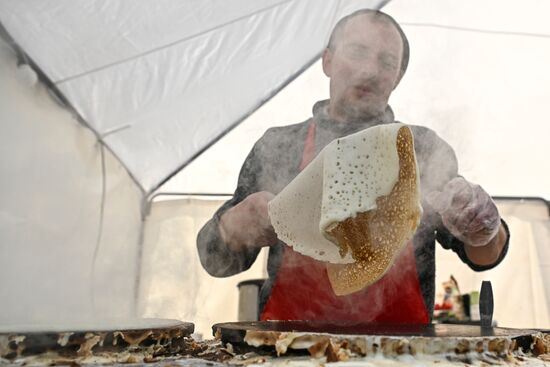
[493,196,550,217]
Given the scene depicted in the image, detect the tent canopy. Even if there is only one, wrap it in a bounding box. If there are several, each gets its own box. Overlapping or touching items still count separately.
[0,0,383,192]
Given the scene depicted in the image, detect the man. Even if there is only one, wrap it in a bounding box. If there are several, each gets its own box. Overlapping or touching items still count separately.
[197,9,509,322]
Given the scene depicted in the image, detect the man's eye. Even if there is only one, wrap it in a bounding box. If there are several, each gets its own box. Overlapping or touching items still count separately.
[382,61,397,70]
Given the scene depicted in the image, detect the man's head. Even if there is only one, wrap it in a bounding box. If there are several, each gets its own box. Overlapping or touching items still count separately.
[322,10,409,122]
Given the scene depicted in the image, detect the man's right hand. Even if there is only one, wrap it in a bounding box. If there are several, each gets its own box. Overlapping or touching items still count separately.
[219,191,278,252]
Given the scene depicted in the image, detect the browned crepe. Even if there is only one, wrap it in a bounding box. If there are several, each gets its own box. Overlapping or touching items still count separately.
[326,126,421,296]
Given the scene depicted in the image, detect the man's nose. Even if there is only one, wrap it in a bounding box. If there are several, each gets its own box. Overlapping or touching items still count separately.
[357,61,379,80]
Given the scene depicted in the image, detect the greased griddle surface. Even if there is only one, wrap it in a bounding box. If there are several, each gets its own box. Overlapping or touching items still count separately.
[213,321,535,342]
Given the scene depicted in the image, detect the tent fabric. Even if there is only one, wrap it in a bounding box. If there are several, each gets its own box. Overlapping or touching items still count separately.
[0,42,142,325]
[0,0,384,192]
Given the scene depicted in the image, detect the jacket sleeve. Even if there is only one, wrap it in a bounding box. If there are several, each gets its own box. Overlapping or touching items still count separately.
[196,138,265,277]
[416,126,510,271]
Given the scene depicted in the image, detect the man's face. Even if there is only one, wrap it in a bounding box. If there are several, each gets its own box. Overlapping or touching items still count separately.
[323,15,404,121]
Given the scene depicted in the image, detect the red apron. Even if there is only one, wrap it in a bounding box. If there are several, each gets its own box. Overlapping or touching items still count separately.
[261,121,429,323]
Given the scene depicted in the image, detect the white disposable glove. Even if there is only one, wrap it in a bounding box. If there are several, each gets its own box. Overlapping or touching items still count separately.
[427,177,501,247]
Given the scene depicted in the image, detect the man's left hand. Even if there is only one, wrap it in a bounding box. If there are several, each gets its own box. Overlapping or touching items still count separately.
[427,177,501,247]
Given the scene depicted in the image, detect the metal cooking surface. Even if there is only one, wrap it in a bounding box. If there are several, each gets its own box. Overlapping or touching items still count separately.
[0,319,195,362]
[213,321,536,343]
[0,318,192,333]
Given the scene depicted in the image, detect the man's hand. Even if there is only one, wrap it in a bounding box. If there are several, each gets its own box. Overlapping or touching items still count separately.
[219,191,278,252]
[427,177,501,247]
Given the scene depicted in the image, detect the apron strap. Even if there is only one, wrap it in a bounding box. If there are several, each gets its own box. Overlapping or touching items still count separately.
[298,120,317,171]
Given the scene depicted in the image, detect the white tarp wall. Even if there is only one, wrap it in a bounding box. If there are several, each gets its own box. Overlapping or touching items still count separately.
[0,41,143,325]
[138,197,268,337]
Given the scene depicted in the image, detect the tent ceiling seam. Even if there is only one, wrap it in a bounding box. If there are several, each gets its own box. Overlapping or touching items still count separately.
[54,0,295,85]
[401,22,550,39]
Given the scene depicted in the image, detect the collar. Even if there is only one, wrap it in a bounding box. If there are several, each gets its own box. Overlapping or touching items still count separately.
[312,100,395,136]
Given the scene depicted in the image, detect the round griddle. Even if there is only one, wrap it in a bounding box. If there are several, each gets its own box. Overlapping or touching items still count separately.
[213,321,535,344]
[0,318,194,362]
[214,321,550,360]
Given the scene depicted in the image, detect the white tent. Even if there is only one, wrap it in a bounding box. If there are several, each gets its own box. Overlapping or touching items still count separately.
[1,0,549,336]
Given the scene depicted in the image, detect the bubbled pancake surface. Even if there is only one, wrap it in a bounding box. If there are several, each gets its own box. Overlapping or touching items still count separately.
[326,126,422,296]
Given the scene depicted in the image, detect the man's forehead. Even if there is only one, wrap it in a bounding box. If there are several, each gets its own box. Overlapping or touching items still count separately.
[337,15,403,51]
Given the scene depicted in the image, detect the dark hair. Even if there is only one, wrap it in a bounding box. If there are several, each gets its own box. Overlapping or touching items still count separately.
[327,9,410,83]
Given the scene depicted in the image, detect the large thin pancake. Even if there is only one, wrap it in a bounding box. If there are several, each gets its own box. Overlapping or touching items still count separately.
[326,126,421,296]
[269,124,411,264]
[269,139,355,264]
